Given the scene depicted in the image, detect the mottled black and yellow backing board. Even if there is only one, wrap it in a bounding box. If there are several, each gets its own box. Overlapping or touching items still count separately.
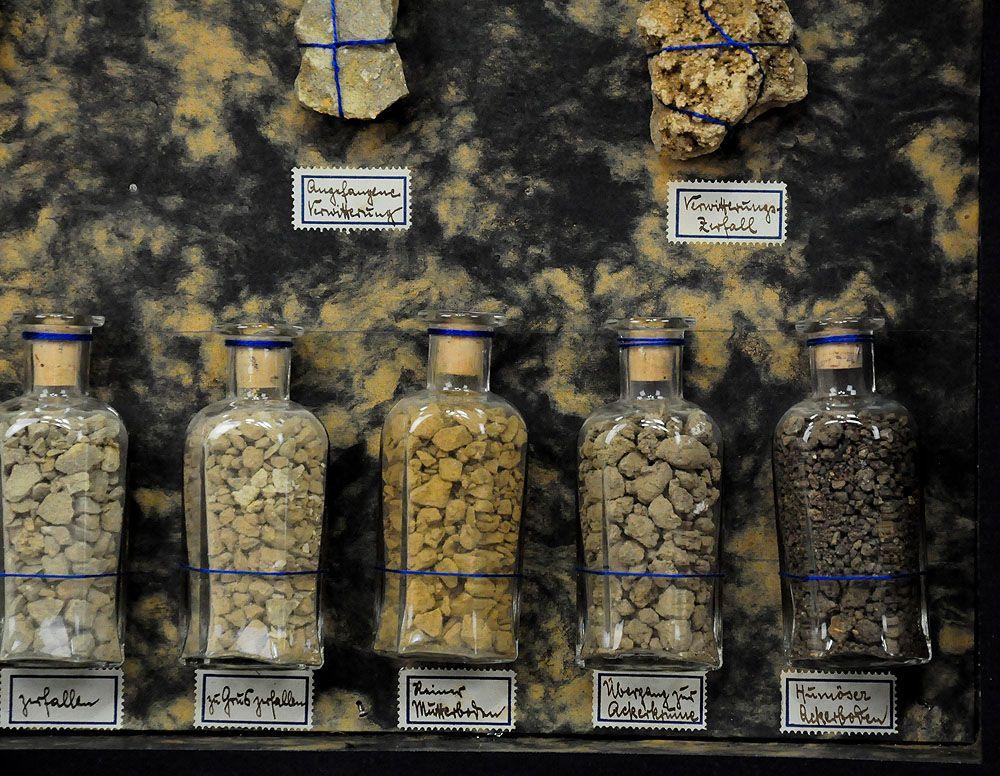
[0,0,979,754]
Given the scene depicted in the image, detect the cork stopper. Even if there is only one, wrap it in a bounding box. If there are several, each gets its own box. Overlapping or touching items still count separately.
[32,332,84,387]
[811,328,866,370]
[421,311,503,383]
[434,333,486,377]
[234,346,286,389]
[624,329,675,382]
[797,317,883,372]
[216,324,302,396]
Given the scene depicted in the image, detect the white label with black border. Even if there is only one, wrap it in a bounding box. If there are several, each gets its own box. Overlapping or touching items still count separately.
[667,180,787,243]
[593,670,707,731]
[292,166,410,230]
[398,667,516,732]
[780,671,897,735]
[0,667,123,730]
[195,669,314,730]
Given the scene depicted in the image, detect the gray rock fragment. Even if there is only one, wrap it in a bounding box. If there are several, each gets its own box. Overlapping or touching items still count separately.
[579,411,722,664]
[295,0,408,119]
[1,415,126,664]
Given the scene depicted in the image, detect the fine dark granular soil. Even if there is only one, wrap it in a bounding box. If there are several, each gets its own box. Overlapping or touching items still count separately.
[772,405,930,663]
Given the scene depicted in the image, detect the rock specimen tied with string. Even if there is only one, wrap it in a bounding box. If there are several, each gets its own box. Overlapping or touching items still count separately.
[295,0,408,119]
[638,0,807,159]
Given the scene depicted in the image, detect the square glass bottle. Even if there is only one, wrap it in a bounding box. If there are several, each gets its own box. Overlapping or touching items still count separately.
[577,317,723,670]
[0,313,128,666]
[772,317,931,666]
[374,311,528,662]
[181,324,328,667]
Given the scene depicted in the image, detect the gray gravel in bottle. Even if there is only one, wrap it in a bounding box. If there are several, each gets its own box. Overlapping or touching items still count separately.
[199,412,326,665]
[773,407,929,661]
[1,415,125,663]
[578,409,721,663]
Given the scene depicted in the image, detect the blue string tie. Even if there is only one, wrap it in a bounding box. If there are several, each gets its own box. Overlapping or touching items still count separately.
[22,331,93,343]
[427,328,494,339]
[223,339,293,349]
[297,0,397,118]
[648,0,791,127]
[578,567,723,580]
[617,337,685,348]
[780,570,925,583]
[806,334,874,347]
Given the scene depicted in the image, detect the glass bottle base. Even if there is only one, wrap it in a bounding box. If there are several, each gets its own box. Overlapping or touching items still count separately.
[785,651,931,669]
[373,646,517,665]
[0,654,125,669]
[181,654,323,670]
[579,648,721,673]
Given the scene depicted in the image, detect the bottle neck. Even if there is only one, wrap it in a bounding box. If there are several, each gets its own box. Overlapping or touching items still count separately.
[619,344,682,401]
[808,340,876,398]
[227,345,291,400]
[426,333,491,393]
[26,339,90,397]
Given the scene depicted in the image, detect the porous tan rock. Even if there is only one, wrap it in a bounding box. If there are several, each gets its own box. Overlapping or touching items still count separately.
[639,0,807,158]
[295,0,408,119]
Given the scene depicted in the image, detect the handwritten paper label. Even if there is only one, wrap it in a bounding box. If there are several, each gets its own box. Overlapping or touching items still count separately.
[593,671,707,731]
[194,669,313,730]
[667,180,787,243]
[1,668,123,730]
[397,667,516,732]
[292,166,410,230]
[780,671,896,735]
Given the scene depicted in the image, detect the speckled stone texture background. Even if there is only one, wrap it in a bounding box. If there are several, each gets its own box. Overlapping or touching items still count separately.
[0,0,979,744]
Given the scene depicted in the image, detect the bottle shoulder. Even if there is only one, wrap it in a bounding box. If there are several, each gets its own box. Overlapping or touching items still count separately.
[383,389,527,444]
[386,389,524,421]
[776,393,912,424]
[0,394,126,439]
[584,395,713,419]
[580,398,722,450]
[186,398,327,445]
[582,398,718,431]
[774,393,916,446]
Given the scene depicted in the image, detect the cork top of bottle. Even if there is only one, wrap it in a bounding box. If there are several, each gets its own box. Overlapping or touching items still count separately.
[216,322,301,391]
[606,316,695,333]
[14,312,105,331]
[13,313,103,389]
[797,317,884,371]
[419,310,506,332]
[421,310,504,379]
[608,315,693,383]
[795,316,885,338]
[215,322,304,341]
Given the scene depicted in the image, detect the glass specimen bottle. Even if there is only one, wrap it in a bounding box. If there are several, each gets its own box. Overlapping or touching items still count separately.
[374,311,528,662]
[577,317,723,670]
[182,324,328,667]
[772,318,931,666]
[0,313,128,666]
